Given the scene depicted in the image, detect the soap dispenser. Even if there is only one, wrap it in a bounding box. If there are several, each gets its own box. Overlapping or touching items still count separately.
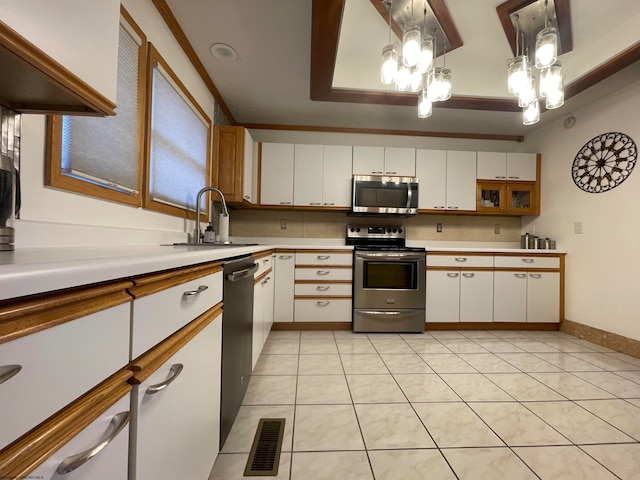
[203,223,215,243]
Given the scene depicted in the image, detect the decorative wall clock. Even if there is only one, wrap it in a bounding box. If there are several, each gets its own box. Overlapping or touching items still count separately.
[572,132,637,193]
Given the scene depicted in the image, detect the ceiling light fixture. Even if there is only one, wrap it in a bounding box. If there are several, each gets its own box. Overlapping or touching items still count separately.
[507,0,564,126]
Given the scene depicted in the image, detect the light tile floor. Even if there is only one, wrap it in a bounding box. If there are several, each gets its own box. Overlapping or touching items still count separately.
[209,329,640,480]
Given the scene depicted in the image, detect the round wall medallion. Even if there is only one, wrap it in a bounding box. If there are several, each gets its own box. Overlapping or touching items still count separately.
[571,132,637,193]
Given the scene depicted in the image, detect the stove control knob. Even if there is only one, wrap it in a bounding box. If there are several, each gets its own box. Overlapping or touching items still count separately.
[392,228,397,233]
[350,228,355,232]
[356,228,361,232]
[399,228,403,234]
[386,228,391,233]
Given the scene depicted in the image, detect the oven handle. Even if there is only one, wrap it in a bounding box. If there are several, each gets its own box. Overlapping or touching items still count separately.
[358,310,424,316]
[356,252,424,261]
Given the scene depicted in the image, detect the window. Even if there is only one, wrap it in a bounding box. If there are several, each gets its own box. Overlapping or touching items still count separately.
[46,9,146,207]
[144,45,211,219]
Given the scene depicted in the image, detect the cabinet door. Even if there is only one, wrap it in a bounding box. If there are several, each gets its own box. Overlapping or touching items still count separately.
[494,272,527,322]
[252,279,264,369]
[527,272,560,323]
[507,183,537,215]
[477,183,506,213]
[426,270,460,322]
[507,153,537,181]
[215,126,245,203]
[446,151,477,211]
[135,317,222,480]
[260,143,294,206]
[477,152,507,180]
[263,274,275,341]
[294,144,324,206]
[384,147,416,176]
[242,131,256,203]
[353,146,385,175]
[415,149,447,210]
[273,253,295,323]
[323,145,353,207]
[30,396,130,479]
[460,271,494,322]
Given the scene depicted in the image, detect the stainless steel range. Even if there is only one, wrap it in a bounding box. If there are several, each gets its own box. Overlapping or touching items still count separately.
[347,225,426,333]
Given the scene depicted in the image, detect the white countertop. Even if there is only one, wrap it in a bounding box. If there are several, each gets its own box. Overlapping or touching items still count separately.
[0,242,565,301]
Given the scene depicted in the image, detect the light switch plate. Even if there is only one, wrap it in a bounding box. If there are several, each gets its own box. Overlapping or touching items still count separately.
[574,221,583,234]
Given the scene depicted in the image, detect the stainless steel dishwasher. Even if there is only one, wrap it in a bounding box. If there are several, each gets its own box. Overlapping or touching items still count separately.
[220,254,258,448]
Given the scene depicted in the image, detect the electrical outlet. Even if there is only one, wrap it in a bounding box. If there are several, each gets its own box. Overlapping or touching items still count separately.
[494,224,500,234]
[436,223,442,233]
[280,219,287,230]
[574,221,583,234]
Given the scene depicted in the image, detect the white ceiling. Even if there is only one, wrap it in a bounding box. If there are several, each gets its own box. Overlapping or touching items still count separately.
[164,0,640,139]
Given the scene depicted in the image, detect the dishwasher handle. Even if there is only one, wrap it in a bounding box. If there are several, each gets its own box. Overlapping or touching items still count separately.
[226,263,259,282]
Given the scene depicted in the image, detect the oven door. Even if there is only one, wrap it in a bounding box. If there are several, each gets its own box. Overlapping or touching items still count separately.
[353,250,426,310]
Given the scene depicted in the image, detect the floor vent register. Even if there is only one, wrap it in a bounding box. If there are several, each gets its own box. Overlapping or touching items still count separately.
[243,418,286,476]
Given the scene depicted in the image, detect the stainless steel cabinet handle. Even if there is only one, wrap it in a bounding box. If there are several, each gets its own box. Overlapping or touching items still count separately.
[182,285,208,298]
[279,201,292,205]
[316,285,330,291]
[56,411,129,475]
[279,255,293,259]
[316,301,330,307]
[515,273,527,278]
[455,257,467,262]
[227,263,259,281]
[434,206,445,209]
[508,176,520,179]
[309,202,322,205]
[317,255,330,260]
[371,171,383,174]
[323,202,335,205]
[316,270,330,275]
[146,363,184,395]
[447,206,459,209]
[0,364,22,385]
[261,276,272,285]
[462,273,475,278]
[385,171,397,175]
[529,273,542,279]
[495,176,506,179]
[447,272,459,278]
[522,258,534,263]
[262,258,270,264]
[244,195,250,199]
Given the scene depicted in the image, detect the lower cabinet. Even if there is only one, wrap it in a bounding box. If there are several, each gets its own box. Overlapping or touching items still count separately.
[294,298,352,322]
[494,271,560,323]
[131,306,223,480]
[426,270,493,323]
[273,252,295,323]
[253,269,274,368]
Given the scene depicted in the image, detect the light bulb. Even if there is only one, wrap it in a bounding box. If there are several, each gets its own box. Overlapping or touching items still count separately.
[402,24,421,67]
[507,56,529,96]
[523,100,540,125]
[417,34,434,73]
[418,89,432,118]
[546,77,564,109]
[439,68,452,101]
[395,63,410,91]
[518,83,536,107]
[535,27,557,69]
[409,68,423,92]
[380,44,398,84]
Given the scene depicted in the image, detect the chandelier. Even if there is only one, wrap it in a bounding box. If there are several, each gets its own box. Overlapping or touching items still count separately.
[379,0,452,119]
[507,0,564,125]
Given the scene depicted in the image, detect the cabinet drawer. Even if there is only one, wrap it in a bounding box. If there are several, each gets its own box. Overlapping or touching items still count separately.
[427,254,493,268]
[131,271,223,358]
[295,283,352,296]
[494,256,560,269]
[255,254,273,278]
[294,299,352,322]
[0,303,130,450]
[296,252,352,266]
[295,267,352,281]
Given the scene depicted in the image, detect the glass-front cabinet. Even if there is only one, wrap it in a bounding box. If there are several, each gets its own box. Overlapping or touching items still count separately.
[477,182,538,215]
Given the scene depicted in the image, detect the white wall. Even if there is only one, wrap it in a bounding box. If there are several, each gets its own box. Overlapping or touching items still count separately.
[521,79,640,341]
[15,0,214,248]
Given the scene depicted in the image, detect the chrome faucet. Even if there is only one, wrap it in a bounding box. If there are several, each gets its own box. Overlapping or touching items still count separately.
[194,186,229,244]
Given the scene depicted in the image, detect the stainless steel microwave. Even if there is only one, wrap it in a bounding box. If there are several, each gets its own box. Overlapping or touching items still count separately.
[351,175,419,216]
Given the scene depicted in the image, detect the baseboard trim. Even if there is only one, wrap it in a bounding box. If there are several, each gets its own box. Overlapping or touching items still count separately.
[560,319,640,359]
[271,322,559,332]
[272,322,351,331]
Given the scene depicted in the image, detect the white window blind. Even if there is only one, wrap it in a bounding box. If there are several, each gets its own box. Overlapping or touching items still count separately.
[61,21,141,193]
[148,62,209,211]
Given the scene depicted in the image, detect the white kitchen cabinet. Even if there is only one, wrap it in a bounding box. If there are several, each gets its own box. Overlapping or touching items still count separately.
[446,150,477,211]
[294,144,324,206]
[260,143,295,206]
[527,272,560,323]
[2,0,120,106]
[477,152,537,181]
[460,271,494,322]
[252,277,264,370]
[353,146,385,175]
[322,145,353,207]
[426,270,460,322]
[244,137,258,204]
[494,271,528,323]
[353,146,415,176]
[133,311,222,480]
[263,273,275,340]
[294,299,352,322]
[273,252,295,323]
[416,149,476,211]
[0,302,130,451]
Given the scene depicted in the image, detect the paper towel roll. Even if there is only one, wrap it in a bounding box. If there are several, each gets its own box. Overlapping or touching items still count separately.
[218,214,230,243]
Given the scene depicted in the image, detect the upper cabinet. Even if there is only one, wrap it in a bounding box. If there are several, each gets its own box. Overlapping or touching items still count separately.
[353,146,415,176]
[213,126,256,205]
[260,143,295,206]
[0,0,120,115]
[477,152,537,181]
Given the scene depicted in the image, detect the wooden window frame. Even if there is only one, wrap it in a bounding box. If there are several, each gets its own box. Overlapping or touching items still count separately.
[143,43,212,221]
[45,7,147,208]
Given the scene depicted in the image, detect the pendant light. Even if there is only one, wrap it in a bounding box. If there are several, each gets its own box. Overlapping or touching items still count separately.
[396,63,410,91]
[380,0,398,85]
[402,1,421,67]
[417,3,434,74]
[523,99,540,125]
[535,0,558,69]
[409,67,423,92]
[417,88,432,118]
[507,19,529,96]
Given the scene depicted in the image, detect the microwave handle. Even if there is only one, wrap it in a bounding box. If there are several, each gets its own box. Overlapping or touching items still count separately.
[406,183,413,209]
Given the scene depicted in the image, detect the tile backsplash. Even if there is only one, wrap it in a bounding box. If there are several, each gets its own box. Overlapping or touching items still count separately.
[230,210,520,242]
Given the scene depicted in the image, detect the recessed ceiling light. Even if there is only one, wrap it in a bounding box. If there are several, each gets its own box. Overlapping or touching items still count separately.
[210,43,238,61]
